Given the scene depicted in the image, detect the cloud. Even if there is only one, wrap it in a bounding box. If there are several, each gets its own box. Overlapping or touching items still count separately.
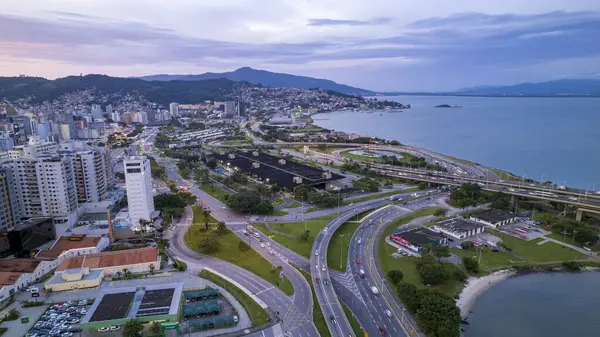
[307,17,391,27]
[1,6,600,91]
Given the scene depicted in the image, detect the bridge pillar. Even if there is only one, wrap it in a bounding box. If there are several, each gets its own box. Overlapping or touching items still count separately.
[303,145,309,154]
[510,195,517,206]
[576,208,584,222]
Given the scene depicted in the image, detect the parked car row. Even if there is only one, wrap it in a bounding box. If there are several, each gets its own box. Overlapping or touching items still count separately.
[26,300,91,337]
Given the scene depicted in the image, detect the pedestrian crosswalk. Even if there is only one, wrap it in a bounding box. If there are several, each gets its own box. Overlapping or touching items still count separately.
[282,304,309,332]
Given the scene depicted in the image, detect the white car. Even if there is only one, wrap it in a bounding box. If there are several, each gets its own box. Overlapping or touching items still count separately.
[321,266,326,272]
[260,243,265,248]
[26,286,39,293]
[110,326,120,331]
[314,251,319,256]
[323,227,328,233]
[385,310,393,317]
[253,233,260,239]
[267,242,271,247]
[98,327,110,332]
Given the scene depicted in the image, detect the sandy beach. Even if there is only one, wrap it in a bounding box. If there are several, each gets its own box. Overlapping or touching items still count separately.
[456,269,515,318]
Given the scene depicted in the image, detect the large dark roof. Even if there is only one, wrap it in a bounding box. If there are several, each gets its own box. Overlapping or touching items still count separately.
[89,292,135,322]
[436,218,484,233]
[213,151,343,188]
[471,209,517,224]
[392,228,446,246]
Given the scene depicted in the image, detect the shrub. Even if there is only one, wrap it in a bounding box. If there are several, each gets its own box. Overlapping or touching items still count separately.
[238,241,251,252]
[387,270,404,284]
[462,257,479,273]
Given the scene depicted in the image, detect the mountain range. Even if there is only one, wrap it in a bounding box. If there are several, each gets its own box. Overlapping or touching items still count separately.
[456,79,600,96]
[138,67,374,95]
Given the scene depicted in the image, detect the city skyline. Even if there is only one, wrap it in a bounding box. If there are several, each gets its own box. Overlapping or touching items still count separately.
[1,1,600,91]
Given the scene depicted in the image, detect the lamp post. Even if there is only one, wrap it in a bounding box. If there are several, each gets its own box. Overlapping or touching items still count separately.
[339,234,345,270]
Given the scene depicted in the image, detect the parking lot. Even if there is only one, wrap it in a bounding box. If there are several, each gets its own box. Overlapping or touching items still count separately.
[27,299,92,337]
[500,219,550,241]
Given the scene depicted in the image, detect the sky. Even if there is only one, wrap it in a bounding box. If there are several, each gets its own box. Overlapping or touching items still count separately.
[1,0,600,91]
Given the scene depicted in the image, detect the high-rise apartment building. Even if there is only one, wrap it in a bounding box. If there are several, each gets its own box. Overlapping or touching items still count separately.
[224,101,237,117]
[169,103,179,117]
[0,168,20,230]
[124,156,154,225]
[91,104,103,119]
[62,150,107,203]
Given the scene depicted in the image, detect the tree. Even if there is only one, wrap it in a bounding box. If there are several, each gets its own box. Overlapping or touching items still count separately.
[460,241,474,250]
[216,222,229,235]
[298,230,311,241]
[387,270,404,284]
[202,208,212,230]
[256,200,274,214]
[198,237,220,253]
[462,256,479,273]
[434,208,447,219]
[226,191,262,213]
[418,262,446,285]
[396,282,419,312]
[149,263,155,274]
[415,290,461,337]
[150,321,162,337]
[123,319,144,337]
[431,245,450,262]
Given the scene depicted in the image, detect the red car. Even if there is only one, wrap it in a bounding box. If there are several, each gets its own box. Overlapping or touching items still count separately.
[356,259,361,264]
[315,278,321,284]
[377,326,386,335]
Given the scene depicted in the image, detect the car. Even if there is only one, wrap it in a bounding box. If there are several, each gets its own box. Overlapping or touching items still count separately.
[357,238,362,244]
[61,333,74,337]
[377,326,386,335]
[315,278,320,284]
[222,206,227,209]
[330,315,336,323]
[233,315,239,323]
[98,327,110,332]
[259,238,264,242]
[356,259,361,264]
[110,326,121,331]
[253,232,260,238]
[268,250,274,255]
[321,266,326,271]
[242,229,248,235]
[260,243,265,248]
[323,227,328,233]
[267,242,271,247]
[315,251,319,256]
[359,269,366,278]
[26,286,39,293]
[385,310,392,317]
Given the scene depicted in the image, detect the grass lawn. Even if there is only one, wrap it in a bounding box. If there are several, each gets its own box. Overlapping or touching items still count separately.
[342,190,400,205]
[450,247,524,271]
[192,205,219,224]
[270,210,288,216]
[184,225,294,295]
[306,207,319,213]
[287,202,301,208]
[488,229,585,262]
[297,268,331,337]
[273,199,285,206]
[199,269,270,327]
[327,221,361,271]
[252,221,330,257]
[199,183,230,203]
[488,167,521,181]
[378,208,465,296]
[341,300,363,337]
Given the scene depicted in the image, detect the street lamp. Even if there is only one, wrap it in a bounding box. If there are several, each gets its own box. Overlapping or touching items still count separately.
[339,234,345,270]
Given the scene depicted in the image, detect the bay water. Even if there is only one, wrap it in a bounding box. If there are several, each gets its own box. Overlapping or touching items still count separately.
[312,95,600,189]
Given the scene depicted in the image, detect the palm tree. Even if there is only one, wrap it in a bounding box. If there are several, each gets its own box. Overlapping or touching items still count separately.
[203,208,212,230]
[149,264,155,274]
[157,238,170,252]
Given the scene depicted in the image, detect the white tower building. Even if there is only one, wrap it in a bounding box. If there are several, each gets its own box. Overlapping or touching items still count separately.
[124,156,155,225]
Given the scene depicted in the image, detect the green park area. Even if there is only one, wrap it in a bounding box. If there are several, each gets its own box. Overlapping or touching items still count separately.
[449,247,524,271]
[199,183,230,203]
[199,269,270,327]
[252,220,330,258]
[327,221,361,271]
[184,224,294,295]
[192,205,219,224]
[487,229,585,262]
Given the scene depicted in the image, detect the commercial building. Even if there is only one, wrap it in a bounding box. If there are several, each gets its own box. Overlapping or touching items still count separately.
[0,258,54,301]
[213,151,344,189]
[470,209,518,228]
[389,228,448,253]
[6,217,55,257]
[433,217,485,240]
[224,101,237,117]
[81,283,183,329]
[124,156,155,225]
[45,247,160,291]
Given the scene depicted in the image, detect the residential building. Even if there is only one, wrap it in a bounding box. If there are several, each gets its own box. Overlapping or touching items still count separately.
[0,168,20,230]
[124,156,155,225]
[8,115,34,145]
[470,209,518,228]
[62,149,107,203]
[0,131,14,151]
[91,104,103,119]
[224,101,237,117]
[169,103,179,117]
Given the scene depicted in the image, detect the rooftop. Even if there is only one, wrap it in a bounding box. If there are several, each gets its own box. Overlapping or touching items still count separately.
[471,209,517,224]
[0,258,41,273]
[435,217,484,234]
[213,151,343,188]
[56,247,158,271]
[0,272,23,285]
[36,235,102,260]
[392,227,447,246]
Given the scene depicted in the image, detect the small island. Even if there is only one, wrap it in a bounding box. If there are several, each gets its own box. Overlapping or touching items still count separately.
[435,104,462,108]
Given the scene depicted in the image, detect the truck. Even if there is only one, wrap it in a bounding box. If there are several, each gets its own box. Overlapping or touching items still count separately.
[371,286,379,295]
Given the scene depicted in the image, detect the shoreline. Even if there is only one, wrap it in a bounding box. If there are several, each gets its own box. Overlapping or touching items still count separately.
[456,269,515,318]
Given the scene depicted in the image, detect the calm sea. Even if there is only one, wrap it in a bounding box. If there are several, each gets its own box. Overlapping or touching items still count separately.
[312,95,600,189]
[463,272,600,337]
